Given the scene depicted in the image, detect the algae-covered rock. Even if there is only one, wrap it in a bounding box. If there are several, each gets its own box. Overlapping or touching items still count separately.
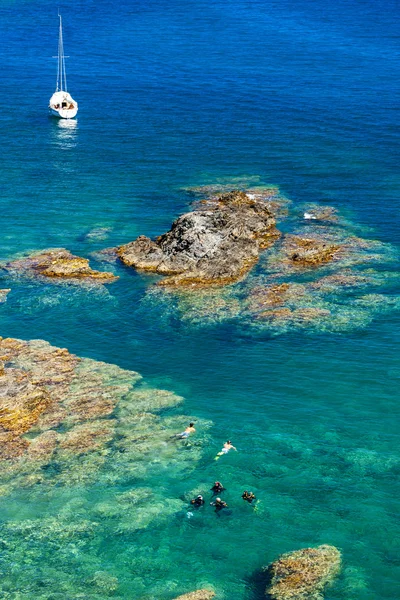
[265,545,341,600]
[0,336,200,494]
[4,248,117,283]
[282,235,342,267]
[173,590,215,600]
[116,190,280,287]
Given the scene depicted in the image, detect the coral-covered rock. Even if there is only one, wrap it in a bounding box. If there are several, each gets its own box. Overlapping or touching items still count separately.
[283,235,341,267]
[0,337,182,473]
[265,545,341,600]
[4,248,117,283]
[117,190,280,287]
[173,590,215,600]
[0,336,206,497]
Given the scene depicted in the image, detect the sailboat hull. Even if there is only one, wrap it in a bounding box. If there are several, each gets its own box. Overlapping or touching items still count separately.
[49,106,78,119]
[48,91,78,119]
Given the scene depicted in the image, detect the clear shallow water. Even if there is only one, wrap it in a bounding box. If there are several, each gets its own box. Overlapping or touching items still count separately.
[0,0,399,598]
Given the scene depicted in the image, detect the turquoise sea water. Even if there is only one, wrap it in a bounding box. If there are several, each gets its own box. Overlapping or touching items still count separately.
[0,0,399,598]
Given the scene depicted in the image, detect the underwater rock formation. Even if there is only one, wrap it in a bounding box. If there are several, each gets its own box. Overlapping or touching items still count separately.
[82,226,113,242]
[265,545,341,600]
[282,235,341,267]
[173,591,215,600]
[0,336,205,495]
[302,205,338,222]
[4,248,117,283]
[116,190,280,287]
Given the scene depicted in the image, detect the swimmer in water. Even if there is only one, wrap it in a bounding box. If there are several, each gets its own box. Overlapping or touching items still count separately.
[210,497,228,512]
[242,490,256,504]
[215,440,237,459]
[190,494,205,507]
[175,422,196,439]
[210,481,225,496]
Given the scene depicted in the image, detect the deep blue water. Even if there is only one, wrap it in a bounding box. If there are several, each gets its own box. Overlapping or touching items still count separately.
[0,0,399,598]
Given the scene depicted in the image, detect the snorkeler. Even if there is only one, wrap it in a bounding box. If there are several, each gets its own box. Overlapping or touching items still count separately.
[210,497,228,512]
[210,481,226,495]
[214,440,237,460]
[175,422,196,439]
[242,490,256,504]
[190,494,205,507]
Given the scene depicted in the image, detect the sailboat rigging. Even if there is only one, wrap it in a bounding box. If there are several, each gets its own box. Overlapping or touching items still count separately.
[49,14,78,119]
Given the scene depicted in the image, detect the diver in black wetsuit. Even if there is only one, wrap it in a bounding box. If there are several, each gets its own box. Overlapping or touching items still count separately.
[242,490,256,504]
[210,481,225,496]
[190,495,205,507]
[210,497,228,512]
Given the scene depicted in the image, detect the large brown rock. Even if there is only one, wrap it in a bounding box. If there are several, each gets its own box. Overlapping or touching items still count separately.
[4,248,117,283]
[173,590,215,600]
[283,235,341,267]
[117,190,280,287]
[265,545,341,600]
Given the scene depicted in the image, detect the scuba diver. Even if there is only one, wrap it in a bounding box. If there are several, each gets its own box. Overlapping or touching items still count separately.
[210,481,226,496]
[242,490,256,504]
[190,494,205,507]
[210,497,228,513]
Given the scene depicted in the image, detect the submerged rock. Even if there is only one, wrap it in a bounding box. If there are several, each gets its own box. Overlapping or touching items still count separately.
[4,248,117,283]
[0,336,200,493]
[117,190,280,287]
[173,591,215,600]
[82,226,113,242]
[302,205,338,223]
[265,545,341,600]
[282,235,341,267]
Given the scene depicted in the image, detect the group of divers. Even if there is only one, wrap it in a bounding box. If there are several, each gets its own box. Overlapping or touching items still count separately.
[175,422,258,515]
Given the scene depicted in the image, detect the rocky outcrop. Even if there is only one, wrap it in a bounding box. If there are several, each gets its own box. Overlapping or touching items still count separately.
[117,190,280,287]
[4,248,117,283]
[282,235,341,267]
[265,545,341,600]
[173,591,215,600]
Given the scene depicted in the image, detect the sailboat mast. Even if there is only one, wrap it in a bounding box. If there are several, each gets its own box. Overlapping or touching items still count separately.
[57,14,68,92]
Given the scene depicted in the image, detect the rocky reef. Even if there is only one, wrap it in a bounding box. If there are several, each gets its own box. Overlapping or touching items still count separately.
[116,190,280,287]
[173,590,215,600]
[3,248,117,283]
[134,184,399,335]
[0,336,209,496]
[281,235,341,267]
[265,545,341,600]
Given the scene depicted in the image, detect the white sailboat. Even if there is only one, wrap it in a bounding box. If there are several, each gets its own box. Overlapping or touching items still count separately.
[49,14,78,119]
